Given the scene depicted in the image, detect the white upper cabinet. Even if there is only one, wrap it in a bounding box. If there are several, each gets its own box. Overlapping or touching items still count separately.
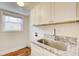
[30,2,54,25]
[54,2,76,23]
[30,2,76,26]
[30,5,40,25]
[39,3,54,24]
[77,3,79,20]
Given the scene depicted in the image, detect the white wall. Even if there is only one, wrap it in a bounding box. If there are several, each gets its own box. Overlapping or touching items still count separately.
[0,2,31,55]
[30,22,79,40]
[0,15,30,55]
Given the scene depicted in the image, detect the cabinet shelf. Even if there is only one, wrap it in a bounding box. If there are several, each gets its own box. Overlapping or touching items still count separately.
[33,20,79,26]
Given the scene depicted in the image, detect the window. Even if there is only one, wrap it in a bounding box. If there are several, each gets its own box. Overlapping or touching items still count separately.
[3,15,23,31]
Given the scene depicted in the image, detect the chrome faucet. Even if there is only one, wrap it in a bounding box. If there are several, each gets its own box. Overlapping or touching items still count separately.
[53,28,56,40]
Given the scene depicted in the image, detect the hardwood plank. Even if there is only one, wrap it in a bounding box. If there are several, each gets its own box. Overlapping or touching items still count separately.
[2,47,31,56]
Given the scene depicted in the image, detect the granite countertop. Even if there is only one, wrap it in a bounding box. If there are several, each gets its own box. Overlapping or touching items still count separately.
[31,35,78,56]
[31,40,68,56]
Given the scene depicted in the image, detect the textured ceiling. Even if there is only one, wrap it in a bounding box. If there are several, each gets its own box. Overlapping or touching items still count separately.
[8,2,39,10]
[24,2,39,9]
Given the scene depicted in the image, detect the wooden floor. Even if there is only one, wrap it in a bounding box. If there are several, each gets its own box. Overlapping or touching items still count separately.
[2,47,31,56]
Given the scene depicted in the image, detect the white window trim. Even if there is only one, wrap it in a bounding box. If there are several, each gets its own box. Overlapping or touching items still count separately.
[1,11,24,32]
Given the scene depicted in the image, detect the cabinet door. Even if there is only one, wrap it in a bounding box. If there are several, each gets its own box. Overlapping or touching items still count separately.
[31,43,56,56]
[54,2,76,23]
[40,3,51,24]
[77,3,79,20]
[40,3,54,24]
[30,5,41,25]
[31,2,55,25]
[30,8,36,25]
[31,43,46,56]
[43,48,56,56]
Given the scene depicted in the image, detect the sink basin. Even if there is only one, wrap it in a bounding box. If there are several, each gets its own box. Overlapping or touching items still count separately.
[37,39,67,51]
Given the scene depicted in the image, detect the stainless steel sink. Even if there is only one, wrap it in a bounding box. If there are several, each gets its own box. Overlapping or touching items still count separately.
[37,39,67,51]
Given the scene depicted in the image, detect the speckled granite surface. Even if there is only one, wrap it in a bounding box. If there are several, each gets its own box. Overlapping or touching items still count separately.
[55,35,77,45]
[32,36,78,56]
